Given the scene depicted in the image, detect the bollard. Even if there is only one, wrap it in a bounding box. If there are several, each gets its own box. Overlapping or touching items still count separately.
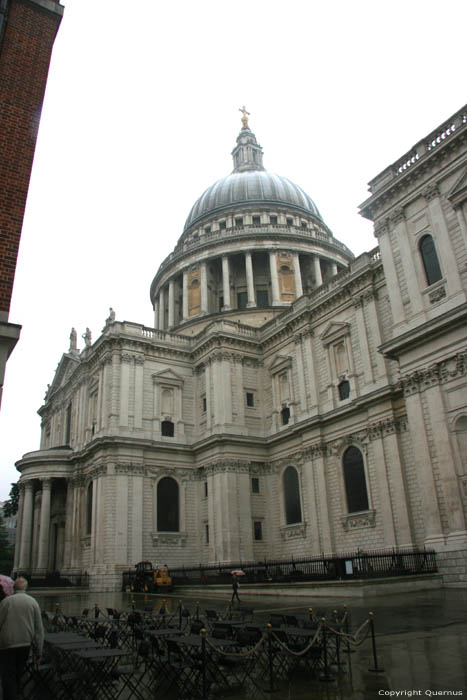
[319,618,335,682]
[178,600,183,630]
[264,624,277,693]
[333,610,345,669]
[94,603,99,620]
[308,607,314,623]
[368,612,384,672]
[201,628,208,699]
[196,601,200,621]
[343,604,355,655]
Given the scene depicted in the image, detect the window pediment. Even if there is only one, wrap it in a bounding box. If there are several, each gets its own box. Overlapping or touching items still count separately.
[268,354,292,376]
[320,322,350,346]
[152,369,184,388]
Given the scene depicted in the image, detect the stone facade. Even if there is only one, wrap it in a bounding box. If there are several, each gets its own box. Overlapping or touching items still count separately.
[13,108,467,591]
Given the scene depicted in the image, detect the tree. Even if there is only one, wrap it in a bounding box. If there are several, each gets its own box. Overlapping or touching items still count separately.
[2,482,19,518]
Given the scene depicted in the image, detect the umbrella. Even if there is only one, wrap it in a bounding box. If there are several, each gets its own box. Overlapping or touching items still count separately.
[0,575,14,597]
[231,570,246,576]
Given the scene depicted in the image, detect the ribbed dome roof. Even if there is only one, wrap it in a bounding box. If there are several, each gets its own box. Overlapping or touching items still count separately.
[184,170,323,231]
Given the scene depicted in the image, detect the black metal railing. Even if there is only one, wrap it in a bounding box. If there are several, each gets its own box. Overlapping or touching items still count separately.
[161,547,437,588]
[20,571,90,588]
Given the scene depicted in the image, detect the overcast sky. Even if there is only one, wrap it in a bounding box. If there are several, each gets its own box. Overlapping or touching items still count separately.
[0,0,465,500]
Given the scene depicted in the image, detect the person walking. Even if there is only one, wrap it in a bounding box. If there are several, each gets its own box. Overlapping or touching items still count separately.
[0,577,44,700]
[231,574,241,604]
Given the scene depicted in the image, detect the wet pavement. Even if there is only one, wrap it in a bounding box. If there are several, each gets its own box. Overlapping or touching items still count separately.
[33,586,467,698]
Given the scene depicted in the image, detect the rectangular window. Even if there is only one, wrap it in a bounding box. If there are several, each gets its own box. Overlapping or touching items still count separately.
[246,392,254,407]
[202,397,207,412]
[254,521,262,540]
[219,220,226,230]
[252,215,261,225]
[251,477,260,494]
[286,217,293,226]
[204,481,208,498]
[205,524,209,544]
[204,226,211,234]
[237,291,248,309]
[235,217,243,227]
[256,290,269,308]
[270,215,278,225]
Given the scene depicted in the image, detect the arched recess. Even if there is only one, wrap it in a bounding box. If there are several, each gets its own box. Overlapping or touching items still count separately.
[454,415,467,475]
[342,446,369,513]
[156,476,179,532]
[283,466,302,525]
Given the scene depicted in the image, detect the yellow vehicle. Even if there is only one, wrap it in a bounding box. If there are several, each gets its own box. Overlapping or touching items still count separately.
[129,561,173,592]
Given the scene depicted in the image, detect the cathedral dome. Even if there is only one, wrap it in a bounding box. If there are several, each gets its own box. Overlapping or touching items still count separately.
[183,170,323,231]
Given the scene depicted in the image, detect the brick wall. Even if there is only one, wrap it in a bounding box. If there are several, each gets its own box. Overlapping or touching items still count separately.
[0,0,62,316]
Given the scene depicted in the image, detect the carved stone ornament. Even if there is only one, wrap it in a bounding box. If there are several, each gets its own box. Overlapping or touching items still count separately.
[152,532,187,547]
[81,535,91,548]
[115,463,146,476]
[88,465,107,480]
[428,285,446,304]
[280,523,307,540]
[374,218,390,237]
[341,510,376,531]
[422,183,440,201]
[389,207,405,225]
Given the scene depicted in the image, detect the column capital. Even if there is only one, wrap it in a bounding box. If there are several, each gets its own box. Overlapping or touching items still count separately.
[422,182,440,201]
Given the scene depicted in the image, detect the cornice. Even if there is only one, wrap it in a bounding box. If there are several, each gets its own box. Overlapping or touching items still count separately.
[399,350,467,397]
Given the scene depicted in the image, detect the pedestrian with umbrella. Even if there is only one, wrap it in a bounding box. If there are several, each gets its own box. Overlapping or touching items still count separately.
[230,570,244,604]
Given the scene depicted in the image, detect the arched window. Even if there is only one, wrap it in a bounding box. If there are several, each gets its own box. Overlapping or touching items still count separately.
[283,466,302,525]
[157,477,179,531]
[161,420,174,437]
[419,234,442,286]
[343,447,369,513]
[86,481,93,534]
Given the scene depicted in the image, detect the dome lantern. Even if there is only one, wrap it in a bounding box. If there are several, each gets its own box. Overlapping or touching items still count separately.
[231,107,265,173]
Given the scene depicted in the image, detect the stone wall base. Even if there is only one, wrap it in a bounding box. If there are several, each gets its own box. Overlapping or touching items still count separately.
[436,549,467,587]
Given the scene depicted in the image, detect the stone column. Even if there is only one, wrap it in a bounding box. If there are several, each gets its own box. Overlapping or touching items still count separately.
[365,290,387,380]
[245,252,256,307]
[119,353,131,427]
[205,361,212,430]
[424,185,463,296]
[158,289,165,330]
[331,262,338,277]
[153,300,159,330]
[313,255,323,287]
[375,219,405,324]
[424,378,466,543]
[37,478,52,573]
[168,280,175,328]
[353,296,374,385]
[455,206,467,249]
[312,449,333,553]
[62,479,74,571]
[391,208,423,316]
[292,253,303,298]
[403,381,443,544]
[383,424,413,546]
[222,256,231,310]
[200,262,208,313]
[269,251,280,304]
[182,270,189,320]
[302,330,318,408]
[294,334,307,413]
[18,481,34,571]
[134,356,144,429]
[13,485,24,571]
[370,433,396,546]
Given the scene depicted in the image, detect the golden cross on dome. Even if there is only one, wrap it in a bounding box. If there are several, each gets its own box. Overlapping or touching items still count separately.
[239,105,250,128]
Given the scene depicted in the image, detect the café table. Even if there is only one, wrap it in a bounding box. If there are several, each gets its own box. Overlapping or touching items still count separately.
[72,647,131,700]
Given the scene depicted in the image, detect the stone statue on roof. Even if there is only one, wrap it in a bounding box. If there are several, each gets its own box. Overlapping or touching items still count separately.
[69,327,77,354]
[82,328,92,347]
